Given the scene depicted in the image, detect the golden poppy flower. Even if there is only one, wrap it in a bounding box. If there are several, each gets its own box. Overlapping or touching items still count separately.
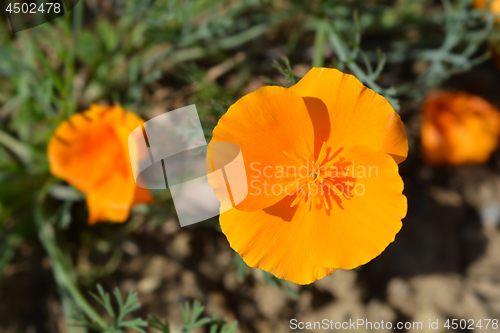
[48,104,153,225]
[421,91,500,166]
[473,0,500,16]
[211,68,408,284]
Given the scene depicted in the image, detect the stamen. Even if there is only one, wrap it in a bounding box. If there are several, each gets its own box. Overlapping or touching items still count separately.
[316,142,328,166]
[283,144,356,211]
[283,149,307,166]
[323,147,344,168]
[291,189,306,207]
[322,194,330,210]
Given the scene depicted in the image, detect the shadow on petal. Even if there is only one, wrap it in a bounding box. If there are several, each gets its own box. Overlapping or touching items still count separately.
[263,194,300,222]
[303,97,330,157]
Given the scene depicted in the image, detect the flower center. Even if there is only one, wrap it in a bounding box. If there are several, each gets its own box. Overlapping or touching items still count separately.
[281,141,357,211]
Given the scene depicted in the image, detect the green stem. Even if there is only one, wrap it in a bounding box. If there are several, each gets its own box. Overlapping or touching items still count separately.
[35,206,108,328]
[326,24,400,109]
[312,22,327,67]
[327,27,380,91]
[0,225,24,274]
[149,16,286,72]
[73,0,84,36]
[58,288,88,333]
[0,130,33,165]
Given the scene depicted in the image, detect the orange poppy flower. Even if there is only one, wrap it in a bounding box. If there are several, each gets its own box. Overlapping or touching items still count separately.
[210,68,408,284]
[48,104,153,225]
[473,0,500,16]
[421,91,500,166]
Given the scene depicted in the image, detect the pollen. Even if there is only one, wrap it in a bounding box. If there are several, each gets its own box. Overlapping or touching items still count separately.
[283,142,357,211]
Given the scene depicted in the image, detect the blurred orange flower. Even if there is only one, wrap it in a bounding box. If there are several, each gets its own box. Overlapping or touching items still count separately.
[48,104,153,225]
[473,0,500,16]
[421,91,500,166]
[211,68,408,284]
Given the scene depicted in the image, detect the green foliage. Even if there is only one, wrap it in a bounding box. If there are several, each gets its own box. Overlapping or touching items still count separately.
[148,315,171,333]
[262,272,299,300]
[273,0,495,110]
[179,301,212,332]
[208,314,239,333]
[72,285,148,333]
[149,301,238,333]
[233,251,252,282]
[323,12,397,107]
[412,0,494,93]
[71,287,239,333]
[121,0,285,47]
[233,252,298,299]
[261,57,298,87]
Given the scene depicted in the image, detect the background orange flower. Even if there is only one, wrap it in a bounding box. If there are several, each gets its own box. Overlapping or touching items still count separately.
[473,0,500,16]
[421,91,500,166]
[48,104,153,224]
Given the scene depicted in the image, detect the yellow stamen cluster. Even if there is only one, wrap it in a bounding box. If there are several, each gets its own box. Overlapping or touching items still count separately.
[282,141,356,210]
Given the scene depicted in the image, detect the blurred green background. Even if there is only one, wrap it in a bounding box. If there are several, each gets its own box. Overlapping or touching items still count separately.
[1,0,500,332]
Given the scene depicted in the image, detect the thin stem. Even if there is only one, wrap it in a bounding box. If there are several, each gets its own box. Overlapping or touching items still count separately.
[73,0,84,36]
[327,26,380,91]
[326,23,400,109]
[312,22,327,67]
[34,203,108,328]
[0,130,33,165]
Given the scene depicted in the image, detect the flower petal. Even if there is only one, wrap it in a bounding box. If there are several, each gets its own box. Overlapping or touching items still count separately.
[290,68,408,163]
[220,145,406,284]
[48,104,152,224]
[221,195,338,285]
[421,91,500,166]
[49,110,127,193]
[132,185,154,205]
[211,86,315,211]
[86,173,136,225]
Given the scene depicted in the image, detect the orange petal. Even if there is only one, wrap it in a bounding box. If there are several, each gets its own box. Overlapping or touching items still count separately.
[211,86,316,211]
[290,68,408,164]
[220,145,406,284]
[49,113,123,193]
[221,195,338,285]
[48,104,152,224]
[421,91,500,166]
[473,0,500,14]
[86,173,136,225]
[132,185,154,205]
